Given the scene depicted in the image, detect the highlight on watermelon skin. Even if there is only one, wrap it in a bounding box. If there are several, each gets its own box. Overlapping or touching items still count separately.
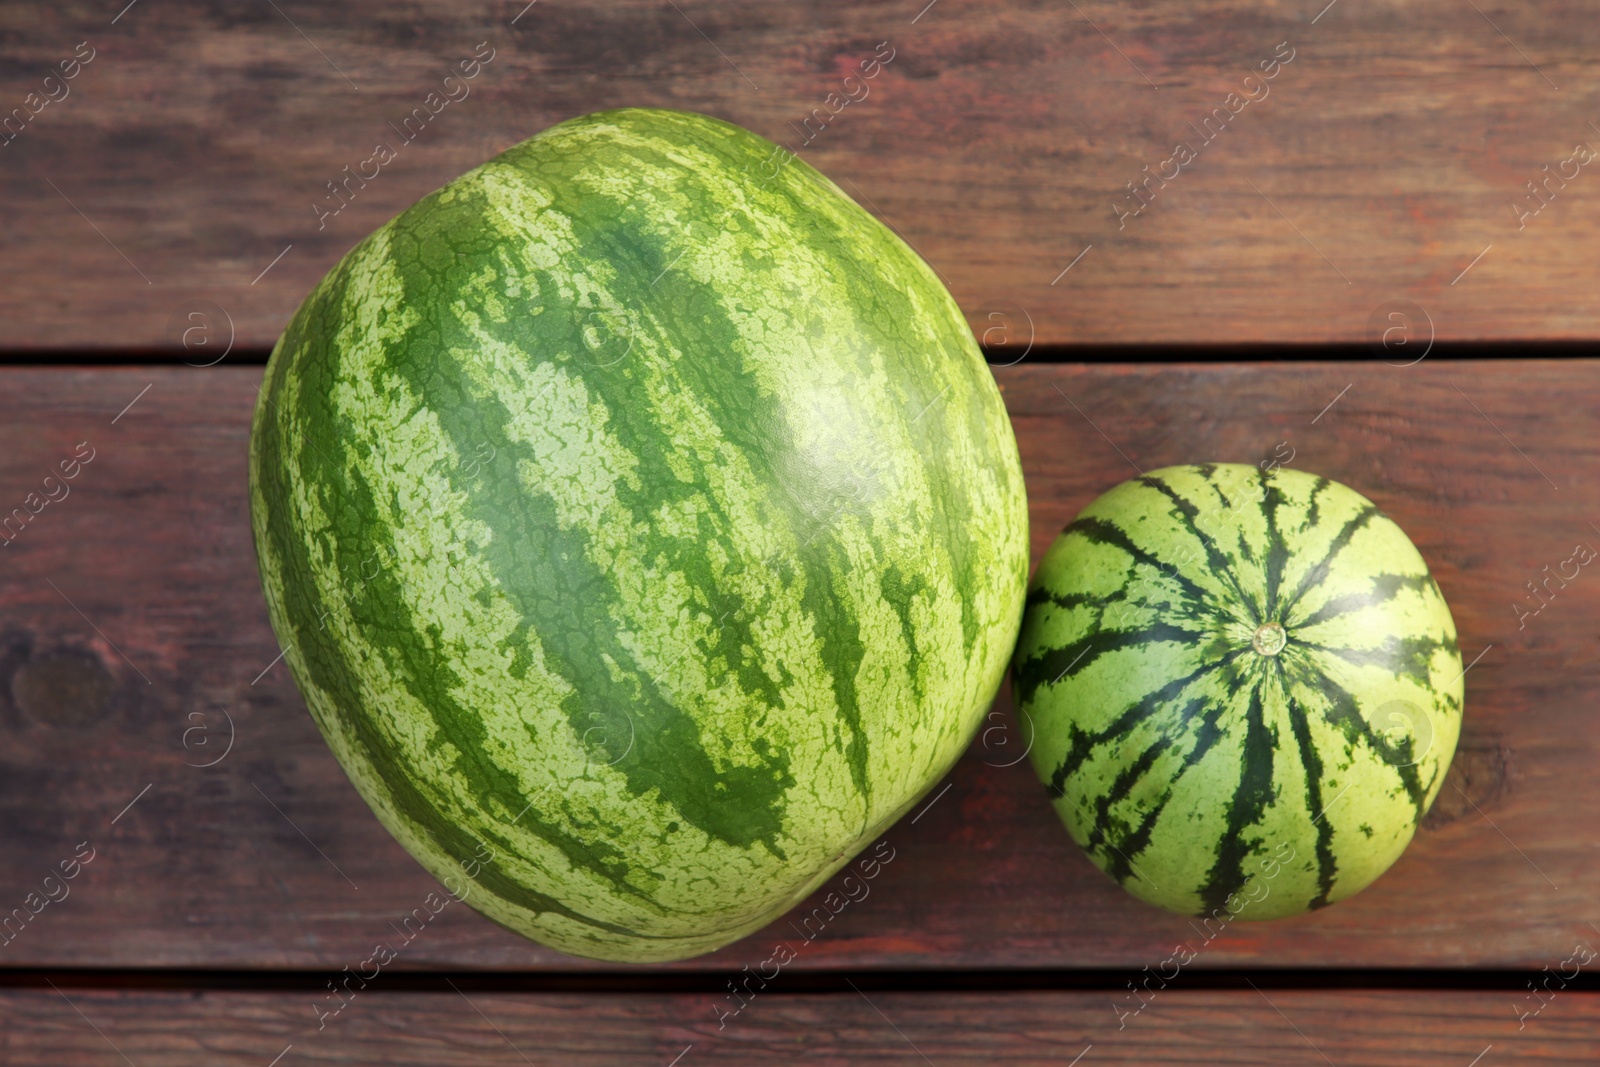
[1014,463,1462,920]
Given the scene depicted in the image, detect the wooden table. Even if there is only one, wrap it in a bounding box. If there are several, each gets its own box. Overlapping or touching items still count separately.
[3,1,1598,1063]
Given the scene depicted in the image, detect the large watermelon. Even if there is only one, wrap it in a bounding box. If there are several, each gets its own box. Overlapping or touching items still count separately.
[1013,463,1461,919]
[249,107,1029,962]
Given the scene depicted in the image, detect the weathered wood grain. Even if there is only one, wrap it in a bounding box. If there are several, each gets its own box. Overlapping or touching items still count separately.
[3,987,1596,1065]
[0,361,1593,971]
[2,0,1600,349]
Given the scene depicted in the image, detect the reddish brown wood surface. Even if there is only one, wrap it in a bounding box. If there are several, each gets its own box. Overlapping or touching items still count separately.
[3,1,1600,349]
[0,361,1591,971]
[3,987,1597,1065]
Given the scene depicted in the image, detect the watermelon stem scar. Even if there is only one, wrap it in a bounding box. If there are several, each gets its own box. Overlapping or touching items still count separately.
[1251,622,1288,656]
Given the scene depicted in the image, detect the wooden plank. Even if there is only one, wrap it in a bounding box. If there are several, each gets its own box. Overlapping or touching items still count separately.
[0,361,1593,971]
[3,1,1600,349]
[3,987,1596,1065]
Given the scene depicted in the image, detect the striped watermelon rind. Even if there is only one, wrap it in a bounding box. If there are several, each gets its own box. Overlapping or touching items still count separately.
[1013,463,1462,919]
[249,107,1029,961]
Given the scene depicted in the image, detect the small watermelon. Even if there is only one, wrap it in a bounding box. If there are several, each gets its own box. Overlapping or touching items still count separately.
[249,108,1029,961]
[1013,463,1461,919]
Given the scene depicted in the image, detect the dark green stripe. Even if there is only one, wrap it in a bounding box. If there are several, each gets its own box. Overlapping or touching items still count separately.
[1024,585,1120,612]
[1303,475,1332,530]
[1016,619,1209,709]
[1291,572,1432,629]
[1299,632,1459,690]
[1281,504,1380,616]
[1303,669,1427,816]
[1060,516,1217,614]
[1085,736,1171,885]
[1283,689,1337,908]
[1258,466,1291,621]
[1199,462,1235,511]
[1045,654,1234,797]
[1197,679,1275,914]
[1139,472,1256,620]
[1086,681,1236,886]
